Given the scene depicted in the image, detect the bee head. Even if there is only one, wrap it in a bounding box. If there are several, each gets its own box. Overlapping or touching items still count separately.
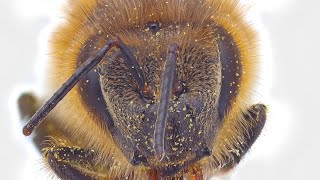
[23,0,239,176]
[96,4,223,174]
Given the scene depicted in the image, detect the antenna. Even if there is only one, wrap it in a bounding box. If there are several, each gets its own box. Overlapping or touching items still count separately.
[154,43,179,161]
[22,39,118,136]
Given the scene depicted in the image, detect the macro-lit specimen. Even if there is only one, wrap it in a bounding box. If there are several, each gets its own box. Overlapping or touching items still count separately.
[18,0,266,179]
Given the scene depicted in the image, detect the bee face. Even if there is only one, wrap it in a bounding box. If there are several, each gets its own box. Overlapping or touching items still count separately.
[99,29,221,172]
[77,2,225,172]
[21,0,266,179]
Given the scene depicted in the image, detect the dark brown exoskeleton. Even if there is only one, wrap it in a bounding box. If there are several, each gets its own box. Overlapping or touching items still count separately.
[18,0,266,179]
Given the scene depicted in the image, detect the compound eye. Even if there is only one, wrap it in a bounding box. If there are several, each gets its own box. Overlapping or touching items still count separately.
[147,22,161,32]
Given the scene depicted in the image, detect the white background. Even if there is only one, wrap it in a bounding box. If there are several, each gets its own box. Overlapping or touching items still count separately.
[0,0,319,179]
